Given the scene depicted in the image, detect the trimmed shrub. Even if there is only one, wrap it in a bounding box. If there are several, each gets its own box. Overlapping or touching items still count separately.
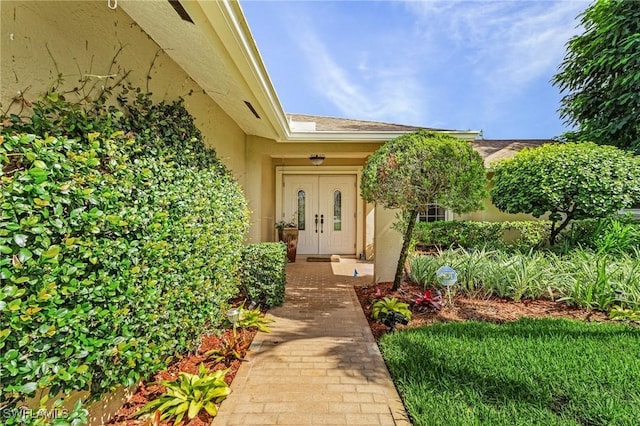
[240,242,287,308]
[1,90,249,412]
[412,220,550,252]
[505,221,553,250]
[361,130,488,290]
[491,142,640,244]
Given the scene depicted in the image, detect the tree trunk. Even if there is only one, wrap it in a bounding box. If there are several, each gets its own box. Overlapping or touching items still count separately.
[392,209,418,291]
[550,220,557,245]
[549,211,573,245]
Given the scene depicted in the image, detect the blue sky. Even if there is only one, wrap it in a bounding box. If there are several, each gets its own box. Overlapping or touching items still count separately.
[241,0,590,139]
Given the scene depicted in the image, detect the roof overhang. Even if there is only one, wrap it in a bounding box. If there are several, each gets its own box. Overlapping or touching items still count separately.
[119,0,289,141]
[119,0,480,144]
[282,130,481,143]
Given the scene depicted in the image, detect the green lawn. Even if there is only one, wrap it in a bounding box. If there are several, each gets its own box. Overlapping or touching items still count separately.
[380,318,640,426]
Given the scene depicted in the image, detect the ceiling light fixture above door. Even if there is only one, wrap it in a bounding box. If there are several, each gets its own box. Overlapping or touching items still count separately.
[309,154,325,166]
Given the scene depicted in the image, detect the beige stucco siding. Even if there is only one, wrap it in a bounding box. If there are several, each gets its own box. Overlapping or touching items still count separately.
[374,207,403,283]
[1,0,247,184]
[456,178,539,222]
[456,198,538,222]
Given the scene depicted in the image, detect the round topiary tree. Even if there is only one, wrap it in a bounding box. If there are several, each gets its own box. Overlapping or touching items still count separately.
[361,130,488,290]
[491,142,640,245]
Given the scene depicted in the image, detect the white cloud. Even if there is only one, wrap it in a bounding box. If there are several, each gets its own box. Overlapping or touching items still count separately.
[282,9,427,125]
[405,1,587,92]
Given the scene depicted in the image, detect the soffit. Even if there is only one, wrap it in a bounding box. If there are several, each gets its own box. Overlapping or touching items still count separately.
[119,0,286,140]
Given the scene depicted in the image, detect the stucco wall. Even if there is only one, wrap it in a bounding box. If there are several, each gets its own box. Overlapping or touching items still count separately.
[374,207,403,283]
[456,197,539,222]
[1,0,247,183]
[456,177,539,222]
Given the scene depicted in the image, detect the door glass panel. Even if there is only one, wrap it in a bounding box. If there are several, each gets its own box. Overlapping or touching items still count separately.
[297,190,305,230]
[333,190,342,231]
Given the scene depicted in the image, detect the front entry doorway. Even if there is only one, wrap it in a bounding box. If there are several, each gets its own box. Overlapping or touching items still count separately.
[283,175,356,255]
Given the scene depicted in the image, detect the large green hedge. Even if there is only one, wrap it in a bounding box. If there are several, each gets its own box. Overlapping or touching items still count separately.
[240,242,287,308]
[0,89,249,413]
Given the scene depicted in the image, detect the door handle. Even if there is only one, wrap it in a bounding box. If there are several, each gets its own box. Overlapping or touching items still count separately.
[320,214,324,233]
[315,214,319,233]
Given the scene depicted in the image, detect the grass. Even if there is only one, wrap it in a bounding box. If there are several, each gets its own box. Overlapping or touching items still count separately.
[380,318,640,426]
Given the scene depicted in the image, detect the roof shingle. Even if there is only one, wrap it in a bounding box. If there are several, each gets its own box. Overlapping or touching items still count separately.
[287,113,451,132]
[472,139,552,166]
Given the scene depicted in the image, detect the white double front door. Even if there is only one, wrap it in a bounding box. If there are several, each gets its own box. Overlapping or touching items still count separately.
[282,175,356,255]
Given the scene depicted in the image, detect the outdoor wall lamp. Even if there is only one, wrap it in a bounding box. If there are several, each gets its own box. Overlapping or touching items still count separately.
[309,154,325,166]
